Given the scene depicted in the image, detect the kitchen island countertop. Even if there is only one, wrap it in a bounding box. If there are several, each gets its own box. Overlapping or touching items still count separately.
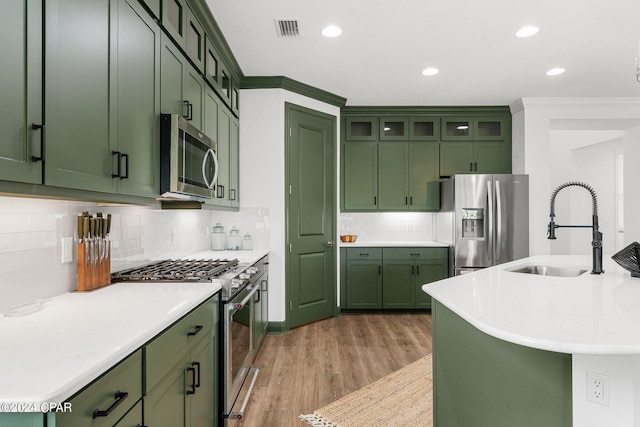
[423,255,640,355]
[0,281,220,407]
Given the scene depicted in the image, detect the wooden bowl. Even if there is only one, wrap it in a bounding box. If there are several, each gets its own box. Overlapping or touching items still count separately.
[340,235,357,243]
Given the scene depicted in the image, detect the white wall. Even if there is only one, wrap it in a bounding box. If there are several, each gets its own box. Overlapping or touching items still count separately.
[238,88,340,323]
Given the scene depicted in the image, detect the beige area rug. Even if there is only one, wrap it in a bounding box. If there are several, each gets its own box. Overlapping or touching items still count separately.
[299,353,433,427]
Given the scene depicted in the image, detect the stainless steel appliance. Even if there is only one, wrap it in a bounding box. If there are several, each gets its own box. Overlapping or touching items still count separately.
[159,113,219,201]
[111,255,268,424]
[441,174,529,275]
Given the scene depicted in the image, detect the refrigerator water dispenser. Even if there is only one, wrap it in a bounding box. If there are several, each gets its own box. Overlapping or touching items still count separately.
[462,208,484,238]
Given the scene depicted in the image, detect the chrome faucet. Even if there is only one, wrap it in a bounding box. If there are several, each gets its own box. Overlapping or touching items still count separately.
[548,181,603,274]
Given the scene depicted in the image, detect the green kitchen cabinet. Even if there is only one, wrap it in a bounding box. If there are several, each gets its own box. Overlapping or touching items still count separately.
[44,0,115,193]
[145,295,219,427]
[475,116,507,140]
[409,116,440,141]
[162,0,188,48]
[0,0,42,185]
[230,117,240,206]
[345,116,378,141]
[378,142,439,210]
[342,247,448,310]
[440,140,511,176]
[44,0,160,197]
[342,141,378,210]
[345,248,383,309]
[253,267,269,354]
[161,33,205,129]
[204,36,223,94]
[215,104,231,206]
[55,350,143,426]
[112,0,161,198]
[113,400,143,426]
[379,116,408,140]
[441,116,473,141]
[185,7,205,72]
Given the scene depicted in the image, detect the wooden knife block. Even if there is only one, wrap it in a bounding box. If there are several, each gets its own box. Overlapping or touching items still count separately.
[77,241,111,292]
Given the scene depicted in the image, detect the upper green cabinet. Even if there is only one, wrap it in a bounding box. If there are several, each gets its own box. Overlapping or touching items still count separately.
[0,0,42,185]
[342,108,511,210]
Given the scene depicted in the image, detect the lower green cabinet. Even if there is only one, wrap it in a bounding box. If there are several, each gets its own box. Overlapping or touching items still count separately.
[342,247,448,310]
[253,271,269,353]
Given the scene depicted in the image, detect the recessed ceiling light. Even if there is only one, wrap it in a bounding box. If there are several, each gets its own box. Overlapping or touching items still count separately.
[421,67,439,76]
[515,26,539,38]
[321,25,342,38]
[546,68,566,76]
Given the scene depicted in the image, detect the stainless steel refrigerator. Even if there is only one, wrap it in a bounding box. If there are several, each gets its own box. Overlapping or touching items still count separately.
[441,174,529,275]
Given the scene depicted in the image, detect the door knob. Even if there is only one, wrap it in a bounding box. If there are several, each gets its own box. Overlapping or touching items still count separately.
[325,241,335,247]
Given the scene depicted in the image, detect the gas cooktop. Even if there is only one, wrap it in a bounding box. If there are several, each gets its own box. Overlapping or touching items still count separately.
[111,258,239,283]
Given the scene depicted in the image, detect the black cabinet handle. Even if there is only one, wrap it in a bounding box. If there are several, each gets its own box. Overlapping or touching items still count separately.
[121,153,129,179]
[217,184,225,199]
[111,151,122,178]
[192,361,201,388]
[410,253,420,256]
[255,289,261,303]
[92,391,128,419]
[31,123,45,162]
[474,162,478,171]
[411,265,415,275]
[409,196,413,205]
[405,196,408,205]
[469,162,473,171]
[374,196,377,205]
[416,265,420,275]
[187,325,203,336]
[186,367,196,395]
[183,101,193,121]
[359,253,369,256]
[378,265,381,275]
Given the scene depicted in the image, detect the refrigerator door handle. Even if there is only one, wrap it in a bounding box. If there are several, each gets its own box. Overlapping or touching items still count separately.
[487,180,494,265]
[495,180,502,262]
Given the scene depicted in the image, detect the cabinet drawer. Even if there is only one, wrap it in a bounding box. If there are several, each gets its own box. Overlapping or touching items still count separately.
[383,247,448,260]
[346,247,382,260]
[56,350,142,427]
[146,297,217,393]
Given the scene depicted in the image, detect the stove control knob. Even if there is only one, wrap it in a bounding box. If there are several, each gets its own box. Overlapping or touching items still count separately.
[239,273,250,280]
[231,278,244,288]
[246,267,258,275]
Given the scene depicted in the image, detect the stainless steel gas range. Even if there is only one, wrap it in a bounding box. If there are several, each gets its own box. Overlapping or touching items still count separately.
[111,253,268,424]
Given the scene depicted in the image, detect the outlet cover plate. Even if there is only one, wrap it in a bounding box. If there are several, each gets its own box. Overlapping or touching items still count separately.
[586,371,610,406]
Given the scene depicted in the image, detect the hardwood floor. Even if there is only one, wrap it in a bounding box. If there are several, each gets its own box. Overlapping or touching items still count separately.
[230,312,432,427]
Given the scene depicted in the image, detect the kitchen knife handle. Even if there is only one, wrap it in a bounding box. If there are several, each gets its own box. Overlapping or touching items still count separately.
[92,391,128,419]
[111,151,122,178]
[31,123,45,162]
[77,216,84,241]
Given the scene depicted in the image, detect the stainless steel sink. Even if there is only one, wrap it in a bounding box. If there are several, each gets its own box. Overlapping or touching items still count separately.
[505,264,588,277]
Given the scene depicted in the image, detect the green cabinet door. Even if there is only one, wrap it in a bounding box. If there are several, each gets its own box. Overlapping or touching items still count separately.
[415,258,448,308]
[382,260,414,309]
[187,336,216,427]
[379,116,408,140]
[162,0,187,47]
[408,142,439,210]
[215,105,231,206]
[0,0,42,184]
[161,34,187,116]
[185,63,205,130]
[342,142,378,210]
[439,142,474,176]
[144,352,190,427]
[229,117,240,207]
[345,116,378,141]
[378,142,409,210]
[345,260,382,309]
[44,0,115,193]
[114,0,161,197]
[475,141,512,174]
[442,117,473,141]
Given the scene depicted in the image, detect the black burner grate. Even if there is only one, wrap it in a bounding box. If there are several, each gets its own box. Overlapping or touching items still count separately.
[111,258,239,283]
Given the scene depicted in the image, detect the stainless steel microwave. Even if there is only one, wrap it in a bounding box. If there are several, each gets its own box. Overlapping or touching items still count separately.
[159,114,218,201]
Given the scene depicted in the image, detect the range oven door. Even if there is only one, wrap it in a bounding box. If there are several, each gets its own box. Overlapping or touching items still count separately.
[160,113,218,200]
[224,283,258,418]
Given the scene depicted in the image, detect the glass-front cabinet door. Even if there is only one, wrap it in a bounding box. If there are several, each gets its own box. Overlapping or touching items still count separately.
[474,117,507,140]
[409,116,440,141]
[345,116,378,141]
[379,117,408,140]
[442,117,473,141]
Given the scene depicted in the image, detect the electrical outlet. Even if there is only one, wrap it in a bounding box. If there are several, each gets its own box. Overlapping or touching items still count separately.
[405,223,413,232]
[61,237,73,263]
[586,371,610,406]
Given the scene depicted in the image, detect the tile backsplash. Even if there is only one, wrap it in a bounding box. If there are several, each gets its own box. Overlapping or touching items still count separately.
[0,196,269,312]
[339,212,436,241]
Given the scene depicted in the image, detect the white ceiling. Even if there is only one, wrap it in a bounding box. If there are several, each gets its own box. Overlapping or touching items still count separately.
[206,0,640,106]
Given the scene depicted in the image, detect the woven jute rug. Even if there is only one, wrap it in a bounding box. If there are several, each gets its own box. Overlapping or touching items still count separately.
[299,353,433,427]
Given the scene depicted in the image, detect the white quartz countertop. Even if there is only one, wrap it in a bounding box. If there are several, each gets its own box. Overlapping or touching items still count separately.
[0,281,221,407]
[339,240,449,248]
[423,255,640,355]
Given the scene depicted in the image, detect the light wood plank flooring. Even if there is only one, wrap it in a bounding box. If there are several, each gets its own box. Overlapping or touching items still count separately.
[230,312,432,427]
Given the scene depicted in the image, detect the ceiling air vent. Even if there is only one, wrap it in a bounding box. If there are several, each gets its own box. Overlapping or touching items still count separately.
[275,19,300,38]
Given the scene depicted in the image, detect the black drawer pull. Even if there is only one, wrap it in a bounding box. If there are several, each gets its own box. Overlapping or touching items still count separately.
[192,361,201,388]
[359,253,369,256]
[186,367,196,395]
[92,391,128,419]
[187,325,203,336]
[410,253,420,256]
[121,153,129,179]
[416,265,420,275]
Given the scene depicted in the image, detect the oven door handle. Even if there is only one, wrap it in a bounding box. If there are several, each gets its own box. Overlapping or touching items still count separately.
[229,284,259,312]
